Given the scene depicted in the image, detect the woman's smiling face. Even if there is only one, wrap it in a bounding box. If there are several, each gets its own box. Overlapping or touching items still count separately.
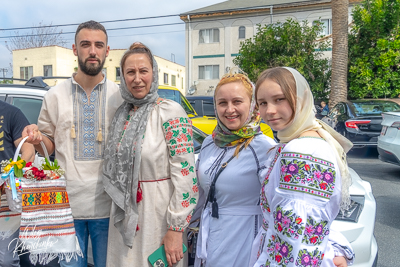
[257,79,293,131]
[215,81,251,131]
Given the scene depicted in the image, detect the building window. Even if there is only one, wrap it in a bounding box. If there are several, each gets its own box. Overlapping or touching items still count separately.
[116,67,121,81]
[199,29,220,43]
[20,66,33,80]
[43,65,52,77]
[239,26,246,39]
[313,19,331,36]
[164,73,169,84]
[171,75,176,86]
[199,65,219,80]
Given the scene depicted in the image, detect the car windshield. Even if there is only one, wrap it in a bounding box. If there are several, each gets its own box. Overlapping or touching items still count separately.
[350,101,400,116]
[158,89,196,115]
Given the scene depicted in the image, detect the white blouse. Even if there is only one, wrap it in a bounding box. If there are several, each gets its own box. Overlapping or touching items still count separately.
[251,137,352,267]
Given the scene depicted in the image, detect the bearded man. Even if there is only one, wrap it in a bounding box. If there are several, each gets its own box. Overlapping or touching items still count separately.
[22,20,123,267]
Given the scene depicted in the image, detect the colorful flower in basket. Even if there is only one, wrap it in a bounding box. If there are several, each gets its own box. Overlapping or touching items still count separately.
[3,157,26,178]
[1,157,25,198]
[23,158,65,181]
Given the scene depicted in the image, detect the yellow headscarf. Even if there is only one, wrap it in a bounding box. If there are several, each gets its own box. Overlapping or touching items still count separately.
[278,67,353,211]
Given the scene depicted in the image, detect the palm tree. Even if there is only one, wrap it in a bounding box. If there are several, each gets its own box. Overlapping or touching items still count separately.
[329,0,349,108]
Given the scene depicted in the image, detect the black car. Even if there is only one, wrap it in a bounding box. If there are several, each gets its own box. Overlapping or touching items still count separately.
[322,100,400,147]
[186,95,215,117]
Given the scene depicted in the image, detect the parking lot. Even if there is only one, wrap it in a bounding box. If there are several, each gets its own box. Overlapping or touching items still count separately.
[347,148,400,267]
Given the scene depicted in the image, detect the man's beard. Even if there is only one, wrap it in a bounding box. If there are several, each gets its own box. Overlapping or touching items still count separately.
[78,56,105,76]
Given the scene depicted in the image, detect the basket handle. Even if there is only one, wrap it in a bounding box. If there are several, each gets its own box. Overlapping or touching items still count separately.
[14,136,50,162]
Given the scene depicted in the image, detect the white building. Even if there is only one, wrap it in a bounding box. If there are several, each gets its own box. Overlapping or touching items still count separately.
[180,0,361,96]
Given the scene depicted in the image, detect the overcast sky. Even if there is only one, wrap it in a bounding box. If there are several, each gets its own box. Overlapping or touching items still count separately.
[0,0,225,76]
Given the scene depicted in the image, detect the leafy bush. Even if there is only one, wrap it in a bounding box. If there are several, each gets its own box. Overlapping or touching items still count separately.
[348,0,400,99]
[233,18,332,100]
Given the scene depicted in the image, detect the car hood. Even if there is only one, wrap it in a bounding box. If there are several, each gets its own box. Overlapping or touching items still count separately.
[191,116,218,135]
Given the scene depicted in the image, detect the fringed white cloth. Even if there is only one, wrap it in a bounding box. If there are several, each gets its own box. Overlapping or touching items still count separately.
[18,178,82,265]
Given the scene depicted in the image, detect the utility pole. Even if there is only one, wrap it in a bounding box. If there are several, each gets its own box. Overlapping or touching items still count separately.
[0,68,8,78]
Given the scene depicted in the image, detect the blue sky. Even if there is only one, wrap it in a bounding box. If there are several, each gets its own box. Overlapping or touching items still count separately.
[0,0,224,76]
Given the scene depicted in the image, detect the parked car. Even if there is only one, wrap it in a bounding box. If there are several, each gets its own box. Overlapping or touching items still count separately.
[0,79,51,124]
[378,110,400,166]
[322,99,400,147]
[186,95,215,117]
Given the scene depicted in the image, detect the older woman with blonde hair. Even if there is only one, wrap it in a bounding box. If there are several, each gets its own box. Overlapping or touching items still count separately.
[103,42,198,267]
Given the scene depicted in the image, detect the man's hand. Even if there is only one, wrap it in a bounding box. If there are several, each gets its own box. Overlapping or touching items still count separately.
[161,230,184,266]
[21,124,55,156]
[22,124,42,145]
[333,256,348,267]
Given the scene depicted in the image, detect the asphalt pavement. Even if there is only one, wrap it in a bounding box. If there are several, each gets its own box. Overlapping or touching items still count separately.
[347,148,400,267]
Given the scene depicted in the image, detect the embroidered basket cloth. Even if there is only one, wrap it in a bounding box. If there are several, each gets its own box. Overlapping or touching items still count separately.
[4,137,82,265]
[19,176,82,265]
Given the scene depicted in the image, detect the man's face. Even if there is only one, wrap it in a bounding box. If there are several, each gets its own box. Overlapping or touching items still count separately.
[73,29,109,76]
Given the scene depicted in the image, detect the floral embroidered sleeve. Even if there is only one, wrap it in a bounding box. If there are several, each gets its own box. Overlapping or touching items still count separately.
[189,150,206,225]
[160,101,199,232]
[265,142,343,267]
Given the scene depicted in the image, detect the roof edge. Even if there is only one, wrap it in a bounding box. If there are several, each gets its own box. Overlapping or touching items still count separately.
[180,0,361,21]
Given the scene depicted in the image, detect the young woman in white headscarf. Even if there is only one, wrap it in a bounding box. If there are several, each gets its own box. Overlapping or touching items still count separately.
[249,67,354,267]
[103,42,198,267]
[192,70,276,267]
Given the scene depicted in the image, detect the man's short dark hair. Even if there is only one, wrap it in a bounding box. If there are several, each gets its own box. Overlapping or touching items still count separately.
[75,20,108,44]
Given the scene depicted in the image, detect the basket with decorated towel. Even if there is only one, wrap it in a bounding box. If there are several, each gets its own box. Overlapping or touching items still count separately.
[0,136,82,265]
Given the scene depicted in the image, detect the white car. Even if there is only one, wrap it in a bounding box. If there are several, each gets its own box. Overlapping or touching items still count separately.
[1,77,378,267]
[330,168,378,267]
[378,111,400,166]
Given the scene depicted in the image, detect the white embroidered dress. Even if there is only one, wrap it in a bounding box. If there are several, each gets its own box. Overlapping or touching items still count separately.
[107,99,198,267]
[194,134,276,267]
[251,137,344,267]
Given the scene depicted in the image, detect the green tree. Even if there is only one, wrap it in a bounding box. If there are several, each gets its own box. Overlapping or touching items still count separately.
[233,18,331,100]
[348,0,400,99]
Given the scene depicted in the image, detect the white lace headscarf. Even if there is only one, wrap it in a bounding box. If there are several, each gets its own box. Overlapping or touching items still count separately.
[278,67,353,211]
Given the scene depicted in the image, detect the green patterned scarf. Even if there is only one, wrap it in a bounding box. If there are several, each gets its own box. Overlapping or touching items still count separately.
[212,82,261,147]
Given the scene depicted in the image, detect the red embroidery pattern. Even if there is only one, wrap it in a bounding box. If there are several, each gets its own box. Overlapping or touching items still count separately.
[163,117,194,156]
